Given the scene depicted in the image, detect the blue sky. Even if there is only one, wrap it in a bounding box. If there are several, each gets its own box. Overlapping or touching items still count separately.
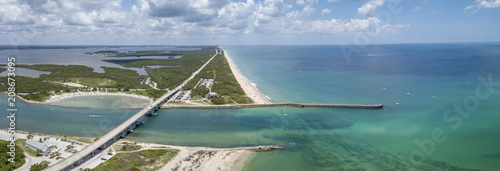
[0,0,499,45]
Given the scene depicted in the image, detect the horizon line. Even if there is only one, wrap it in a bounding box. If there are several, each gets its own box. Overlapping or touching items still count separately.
[0,41,499,47]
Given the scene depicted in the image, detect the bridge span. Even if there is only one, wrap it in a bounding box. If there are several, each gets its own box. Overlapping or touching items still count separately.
[46,48,219,171]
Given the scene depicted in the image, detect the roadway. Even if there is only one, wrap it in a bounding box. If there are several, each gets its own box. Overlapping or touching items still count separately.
[46,48,219,171]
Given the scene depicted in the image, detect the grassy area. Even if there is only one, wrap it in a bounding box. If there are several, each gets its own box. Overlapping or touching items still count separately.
[30,160,50,171]
[98,50,181,57]
[68,77,117,87]
[104,49,216,89]
[102,67,140,78]
[183,51,253,104]
[168,102,195,105]
[15,139,38,157]
[72,137,94,144]
[211,52,253,104]
[0,65,149,101]
[0,48,219,102]
[0,140,26,170]
[119,142,142,151]
[92,149,179,171]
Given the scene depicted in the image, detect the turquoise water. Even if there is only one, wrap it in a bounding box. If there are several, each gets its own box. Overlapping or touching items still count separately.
[46,96,151,109]
[1,44,500,170]
[0,94,138,137]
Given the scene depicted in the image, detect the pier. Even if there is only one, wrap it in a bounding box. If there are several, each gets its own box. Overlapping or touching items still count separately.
[162,103,383,109]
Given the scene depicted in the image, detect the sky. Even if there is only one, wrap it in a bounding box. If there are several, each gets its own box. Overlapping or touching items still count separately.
[0,0,499,45]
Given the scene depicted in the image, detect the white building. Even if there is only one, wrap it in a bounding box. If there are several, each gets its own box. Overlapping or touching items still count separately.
[208,92,218,99]
[25,139,55,154]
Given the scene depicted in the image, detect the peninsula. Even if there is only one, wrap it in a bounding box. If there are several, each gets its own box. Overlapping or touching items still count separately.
[1,46,266,107]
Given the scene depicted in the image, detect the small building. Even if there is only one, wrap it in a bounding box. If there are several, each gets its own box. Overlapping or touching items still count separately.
[25,139,55,154]
[207,92,218,99]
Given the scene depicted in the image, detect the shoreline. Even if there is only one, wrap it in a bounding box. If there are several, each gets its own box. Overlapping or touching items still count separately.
[12,91,154,108]
[0,129,266,171]
[222,48,271,104]
[9,48,270,107]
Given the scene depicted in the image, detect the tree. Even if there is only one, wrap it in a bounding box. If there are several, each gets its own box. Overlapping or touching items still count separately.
[35,149,43,156]
[211,97,226,105]
[30,161,50,171]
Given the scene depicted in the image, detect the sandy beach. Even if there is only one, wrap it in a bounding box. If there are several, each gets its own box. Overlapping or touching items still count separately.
[158,144,252,171]
[223,49,271,104]
[14,91,154,107]
[0,129,256,171]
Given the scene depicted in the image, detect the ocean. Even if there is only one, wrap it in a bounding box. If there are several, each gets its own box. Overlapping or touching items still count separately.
[1,43,500,170]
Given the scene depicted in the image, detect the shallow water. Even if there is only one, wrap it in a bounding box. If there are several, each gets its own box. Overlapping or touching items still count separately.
[0,46,195,74]
[45,95,151,109]
[0,67,51,78]
[1,44,499,170]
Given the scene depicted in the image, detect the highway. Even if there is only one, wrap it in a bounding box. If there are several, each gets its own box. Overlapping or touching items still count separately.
[46,48,219,171]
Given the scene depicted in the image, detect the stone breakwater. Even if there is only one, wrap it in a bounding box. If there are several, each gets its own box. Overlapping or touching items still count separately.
[156,103,383,109]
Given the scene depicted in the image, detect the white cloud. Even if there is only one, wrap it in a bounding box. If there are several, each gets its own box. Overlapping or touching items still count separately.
[413,6,421,12]
[465,0,500,13]
[357,0,386,16]
[321,8,332,15]
[0,0,408,43]
[296,0,318,5]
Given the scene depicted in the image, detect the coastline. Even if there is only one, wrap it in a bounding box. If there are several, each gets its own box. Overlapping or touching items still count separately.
[0,129,257,171]
[222,48,271,104]
[13,91,154,108]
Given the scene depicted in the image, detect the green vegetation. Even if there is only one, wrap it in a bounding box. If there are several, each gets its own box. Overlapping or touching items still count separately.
[30,161,50,171]
[0,47,251,104]
[0,75,69,101]
[183,51,253,104]
[68,77,117,87]
[211,52,252,104]
[86,50,119,56]
[191,86,209,97]
[102,67,139,78]
[120,143,142,151]
[0,65,152,101]
[0,67,6,72]
[97,50,181,57]
[210,97,226,105]
[15,139,38,156]
[0,140,26,170]
[101,66,144,89]
[93,149,179,171]
[105,49,216,89]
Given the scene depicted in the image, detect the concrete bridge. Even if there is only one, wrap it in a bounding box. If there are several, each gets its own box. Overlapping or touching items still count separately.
[45,48,219,171]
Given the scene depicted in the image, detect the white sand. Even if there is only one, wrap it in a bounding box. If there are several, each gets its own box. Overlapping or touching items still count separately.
[0,130,255,171]
[223,49,271,104]
[159,146,251,171]
[114,140,254,171]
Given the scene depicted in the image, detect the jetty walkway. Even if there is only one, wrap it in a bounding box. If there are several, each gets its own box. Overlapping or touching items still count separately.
[162,103,383,109]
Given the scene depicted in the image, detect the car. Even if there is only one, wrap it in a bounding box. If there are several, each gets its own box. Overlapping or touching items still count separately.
[101,158,107,161]
[108,153,113,155]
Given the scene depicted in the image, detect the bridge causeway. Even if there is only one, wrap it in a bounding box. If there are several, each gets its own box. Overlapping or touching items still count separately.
[46,48,220,171]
